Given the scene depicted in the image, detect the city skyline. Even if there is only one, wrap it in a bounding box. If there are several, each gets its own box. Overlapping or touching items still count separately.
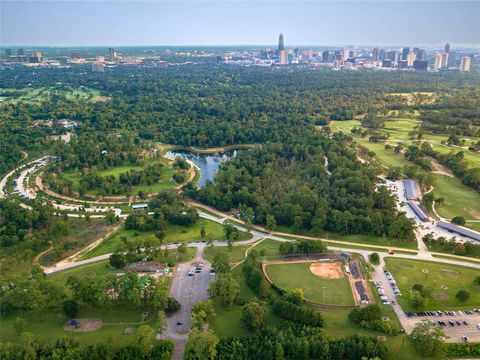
[1,1,480,47]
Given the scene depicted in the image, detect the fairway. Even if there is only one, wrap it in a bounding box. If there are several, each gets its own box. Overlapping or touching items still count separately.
[433,174,480,221]
[385,258,480,311]
[266,262,355,306]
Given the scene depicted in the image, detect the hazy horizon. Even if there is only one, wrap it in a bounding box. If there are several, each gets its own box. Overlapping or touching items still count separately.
[2,1,479,47]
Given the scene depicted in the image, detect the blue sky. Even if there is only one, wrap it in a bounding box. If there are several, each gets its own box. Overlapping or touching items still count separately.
[1,1,479,47]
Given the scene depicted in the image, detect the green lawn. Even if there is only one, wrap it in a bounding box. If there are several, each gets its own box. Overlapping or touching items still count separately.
[61,158,180,196]
[209,265,281,338]
[433,174,480,221]
[0,306,153,348]
[80,219,251,260]
[384,258,480,311]
[266,262,355,306]
[203,245,249,264]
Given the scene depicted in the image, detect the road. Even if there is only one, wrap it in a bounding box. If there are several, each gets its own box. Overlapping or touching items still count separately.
[4,157,480,347]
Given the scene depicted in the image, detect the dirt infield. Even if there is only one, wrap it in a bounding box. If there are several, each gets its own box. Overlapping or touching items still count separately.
[309,261,344,279]
[64,318,102,332]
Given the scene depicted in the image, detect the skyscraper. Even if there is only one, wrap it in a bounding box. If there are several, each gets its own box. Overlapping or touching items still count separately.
[401,47,410,61]
[372,48,379,62]
[322,50,330,63]
[434,53,443,70]
[407,51,416,67]
[278,33,285,52]
[460,57,471,72]
[444,42,450,54]
[417,49,427,61]
[108,48,117,61]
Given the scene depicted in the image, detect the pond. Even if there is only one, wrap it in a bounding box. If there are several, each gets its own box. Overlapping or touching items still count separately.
[166,150,238,187]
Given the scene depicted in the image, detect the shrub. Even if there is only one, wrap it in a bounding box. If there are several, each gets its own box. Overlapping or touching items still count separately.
[166,297,181,314]
[456,290,470,302]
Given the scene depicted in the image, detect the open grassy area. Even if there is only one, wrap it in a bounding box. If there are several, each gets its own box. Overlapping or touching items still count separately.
[61,157,180,196]
[203,245,249,264]
[384,258,480,311]
[0,87,103,105]
[209,265,281,338]
[0,306,153,348]
[266,262,355,306]
[80,218,251,260]
[432,174,480,221]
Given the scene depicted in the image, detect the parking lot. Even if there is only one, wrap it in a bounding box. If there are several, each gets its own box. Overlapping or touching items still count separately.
[403,310,480,343]
[166,245,213,334]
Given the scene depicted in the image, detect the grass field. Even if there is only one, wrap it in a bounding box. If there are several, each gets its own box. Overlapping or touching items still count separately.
[209,265,281,338]
[266,262,355,306]
[384,258,480,311]
[203,245,249,264]
[0,306,153,348]
[0,87,103,105]
[61,157,180,196]
[432,174,480,221]
[80,219,251,260]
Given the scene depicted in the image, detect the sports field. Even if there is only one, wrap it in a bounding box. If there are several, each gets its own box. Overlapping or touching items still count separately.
[266,262,355,306]
[384,258,480,311]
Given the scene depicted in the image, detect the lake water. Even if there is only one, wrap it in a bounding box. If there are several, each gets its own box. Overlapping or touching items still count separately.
[166,150,237,187]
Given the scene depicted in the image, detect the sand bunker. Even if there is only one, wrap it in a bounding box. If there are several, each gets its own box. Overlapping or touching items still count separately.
[310,262,344,279]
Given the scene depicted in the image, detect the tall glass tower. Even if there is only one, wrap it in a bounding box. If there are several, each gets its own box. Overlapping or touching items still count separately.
[278,33,285,52]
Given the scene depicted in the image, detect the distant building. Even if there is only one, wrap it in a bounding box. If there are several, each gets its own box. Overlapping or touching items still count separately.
[398,60,408,69]
[70,51,81,59]
[4,48,12,58]
[91,61,105,72]
[413,60,428,71]
[447,51,457,66]
[404,179,420,200]
[382,59,392,68]
[401,47,410,61]
[437,221,480,242]
[131,203,148,210]
[372,48,379,62]
[407,52,416,67]
[441,53,449,68]
[17,48,25,56]
[30,51,42,63]
[460,56,471,72]
[417,49,427,61]
[408,201,429,222]
[322,50,330,63]
[379,49,385,61]
[434,53,443,70]
[278,33,285,52]
[279,50,288,65]
[108,47,117,60]
[444,42,450,54]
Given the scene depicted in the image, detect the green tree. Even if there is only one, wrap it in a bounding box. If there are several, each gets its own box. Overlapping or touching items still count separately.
[212,252,230,274]
[157,310,168,339]
[410,290,426,309]
[368,252,380,265]
[409,320,446,356]
[285,288,304,305]
[63,299,79,318]
[200,226,206,239]
[135,325,156,357]
[184,329,219,360]
[208,273,240,307]
[451,216,466,226]
[241,301,266,331]
[265,214,277,231]
[456,290,470,302]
